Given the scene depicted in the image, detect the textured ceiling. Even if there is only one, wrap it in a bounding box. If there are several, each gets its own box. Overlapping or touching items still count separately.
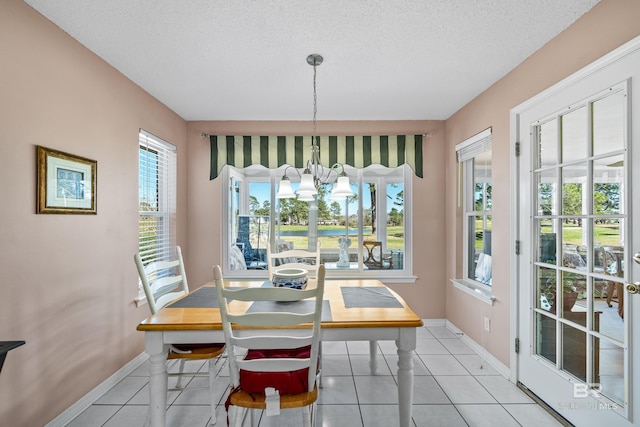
[25,0,600,121]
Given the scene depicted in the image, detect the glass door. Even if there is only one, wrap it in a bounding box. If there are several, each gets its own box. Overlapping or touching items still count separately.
[515,40,640,426]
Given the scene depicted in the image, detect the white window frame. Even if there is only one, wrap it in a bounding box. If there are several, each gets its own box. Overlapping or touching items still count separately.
[135,130,177,304]
[221,164,415,283]
[452,128,495,304]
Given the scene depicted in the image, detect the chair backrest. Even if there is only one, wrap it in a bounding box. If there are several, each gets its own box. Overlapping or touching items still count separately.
[213,264,325,394]
[362,241,382,266]
[134,246,189,314]
[267,241,321,278]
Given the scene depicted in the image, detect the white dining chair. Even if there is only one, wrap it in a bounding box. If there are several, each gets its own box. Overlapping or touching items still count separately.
[213,264,325,427]
[135,246,225,425]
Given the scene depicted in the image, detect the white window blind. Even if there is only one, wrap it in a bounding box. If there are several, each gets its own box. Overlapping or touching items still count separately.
[456,128,492,162]
[138,130,177,266]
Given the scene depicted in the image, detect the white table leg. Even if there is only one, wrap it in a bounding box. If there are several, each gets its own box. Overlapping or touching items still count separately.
[396,328,416,427]
[369,340,378,374]
[318,341,323,388]
[146,332,168,427]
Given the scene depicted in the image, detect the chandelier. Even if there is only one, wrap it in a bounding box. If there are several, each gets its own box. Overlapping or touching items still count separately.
[276,54,354,201]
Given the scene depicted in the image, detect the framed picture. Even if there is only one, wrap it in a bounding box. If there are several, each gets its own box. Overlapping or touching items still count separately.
[36,146,97,214]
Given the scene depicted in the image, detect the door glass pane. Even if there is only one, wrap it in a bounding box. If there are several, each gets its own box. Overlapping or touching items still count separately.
[595,337,624,405]
[593,90,625,156]
[562,322,587,382]
[539,118,559,168]
[560,271,585,320]
[537,169,558,216]
[593,279,624,343]
[538,220,557,264]
[594,154,624,216]
[536,312,557,364]
[561,163,587,216]
[561,105,587,163]
[537,266,557,311]
[561,230,586,269]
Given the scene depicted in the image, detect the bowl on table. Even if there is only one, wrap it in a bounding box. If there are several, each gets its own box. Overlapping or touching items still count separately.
[272,268,308,290]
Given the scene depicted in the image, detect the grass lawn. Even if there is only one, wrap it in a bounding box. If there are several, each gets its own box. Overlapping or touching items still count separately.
[274,225,404,250]
[539,222,621,247]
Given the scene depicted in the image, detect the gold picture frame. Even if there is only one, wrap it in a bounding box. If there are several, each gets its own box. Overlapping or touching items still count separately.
[36,146,97,214]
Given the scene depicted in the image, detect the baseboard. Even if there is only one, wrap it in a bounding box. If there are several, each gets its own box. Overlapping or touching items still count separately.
[444,320,511,379]
[422,318,446,327]
[44,352,148,427]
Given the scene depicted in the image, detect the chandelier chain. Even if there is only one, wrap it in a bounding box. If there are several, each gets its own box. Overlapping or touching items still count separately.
[276,53,353,201]
[312,62,318,138]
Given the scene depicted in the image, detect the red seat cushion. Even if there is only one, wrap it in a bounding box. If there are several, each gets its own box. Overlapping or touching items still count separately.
[239,345,311,395]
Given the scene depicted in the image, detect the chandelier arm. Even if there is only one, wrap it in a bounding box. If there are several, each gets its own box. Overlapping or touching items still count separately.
[330,163,346,174]
[282,165,302,180]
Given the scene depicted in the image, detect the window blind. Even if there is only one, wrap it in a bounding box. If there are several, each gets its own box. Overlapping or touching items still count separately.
[455,128,492,163]
[138,130,177,266]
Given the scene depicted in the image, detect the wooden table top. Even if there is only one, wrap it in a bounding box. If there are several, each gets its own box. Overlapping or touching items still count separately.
[137,279,423,332]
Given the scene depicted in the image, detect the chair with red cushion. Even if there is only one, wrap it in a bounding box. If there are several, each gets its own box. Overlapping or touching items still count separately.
[213,264,325,427]
[135,246,225,426]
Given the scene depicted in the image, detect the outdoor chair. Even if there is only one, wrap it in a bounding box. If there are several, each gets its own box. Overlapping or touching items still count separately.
[267,241,321,278]
[362,241,393,269]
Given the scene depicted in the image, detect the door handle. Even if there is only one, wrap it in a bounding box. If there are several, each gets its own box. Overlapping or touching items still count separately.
[626,282,640,294]
[633,252,640,265]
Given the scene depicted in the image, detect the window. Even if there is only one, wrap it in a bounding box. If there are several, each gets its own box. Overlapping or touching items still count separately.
[137,130,177,299]
[222,164,413,282]
[454,128,493,301]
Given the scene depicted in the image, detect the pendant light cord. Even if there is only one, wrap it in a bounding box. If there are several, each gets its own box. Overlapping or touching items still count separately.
[313,62,318,139]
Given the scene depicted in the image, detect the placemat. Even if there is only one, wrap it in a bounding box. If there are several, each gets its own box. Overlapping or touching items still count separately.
[168,282,310,309]
[341,286,404,308]
[247,300,332,321]
[168,286,219,308]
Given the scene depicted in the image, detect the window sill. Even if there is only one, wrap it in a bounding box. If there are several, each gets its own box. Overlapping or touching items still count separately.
[450,279,495,305]
[224,270,417,284]
[134,295,148,308]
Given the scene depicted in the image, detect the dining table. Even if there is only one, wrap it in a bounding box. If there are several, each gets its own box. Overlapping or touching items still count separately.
[137,278,423,427]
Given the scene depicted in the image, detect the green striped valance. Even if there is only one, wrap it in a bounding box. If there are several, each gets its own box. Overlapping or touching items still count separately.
[209,135,423,180]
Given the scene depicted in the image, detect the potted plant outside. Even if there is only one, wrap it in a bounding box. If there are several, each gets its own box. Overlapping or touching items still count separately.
[540,271,580,313]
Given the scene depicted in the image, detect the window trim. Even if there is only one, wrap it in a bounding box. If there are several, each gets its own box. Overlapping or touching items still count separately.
[454,128,494,301]
[135,130,177,305]
[221,164,415,283]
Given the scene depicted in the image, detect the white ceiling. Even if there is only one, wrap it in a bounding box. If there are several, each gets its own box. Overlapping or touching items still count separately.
[25,0,600,121]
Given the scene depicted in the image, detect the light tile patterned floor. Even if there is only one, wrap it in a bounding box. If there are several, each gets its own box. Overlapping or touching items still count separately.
[65,326,565,426]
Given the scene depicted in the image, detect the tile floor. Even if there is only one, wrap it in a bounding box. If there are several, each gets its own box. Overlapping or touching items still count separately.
[65,325,566,427]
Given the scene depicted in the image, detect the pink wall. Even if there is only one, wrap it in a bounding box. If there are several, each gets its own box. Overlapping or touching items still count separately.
[185,120,447,319]
[444,0,640,366]
[0,1,187,425]
[2,0,639,424]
